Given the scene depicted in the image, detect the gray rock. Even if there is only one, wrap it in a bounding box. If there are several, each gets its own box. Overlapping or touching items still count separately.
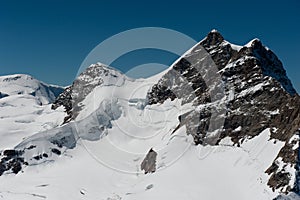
[141,149,157,174]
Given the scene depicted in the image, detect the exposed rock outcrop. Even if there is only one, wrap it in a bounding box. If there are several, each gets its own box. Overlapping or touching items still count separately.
[0,150,26,176]
[141,148,157,174]
[147,30,300,193]
[0,92,8,99]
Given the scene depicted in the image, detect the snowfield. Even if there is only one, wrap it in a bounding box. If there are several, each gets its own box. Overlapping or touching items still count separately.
[0,128,287,200]
[0,74,66,149]
[0,68,295,200]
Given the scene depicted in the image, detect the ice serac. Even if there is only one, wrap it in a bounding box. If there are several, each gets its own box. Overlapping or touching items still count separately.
[147,30,300,194]
[0,97,122,175]
[52,63,126,123]
[0,75,67,175]
[0,64,128,177]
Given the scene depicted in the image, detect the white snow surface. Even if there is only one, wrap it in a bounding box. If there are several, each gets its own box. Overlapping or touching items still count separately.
[0,74,66,149]
[224,40,243,51]
[0,74,63,104]
[0,127,286,200]
[245,38,261,47]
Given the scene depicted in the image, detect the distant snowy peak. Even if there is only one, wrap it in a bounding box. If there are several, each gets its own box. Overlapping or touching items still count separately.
[0,74,64,104]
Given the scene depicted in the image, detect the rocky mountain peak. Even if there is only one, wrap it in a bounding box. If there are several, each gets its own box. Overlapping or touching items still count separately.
[246,38,262,48]
[147,30,300,193]
[76,62,125,82]
[201,29,225,48]
[52,62,127,123]
[199,31,297,95]
[232,38,297,95]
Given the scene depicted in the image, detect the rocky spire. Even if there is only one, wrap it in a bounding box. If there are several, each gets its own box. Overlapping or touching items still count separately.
[201,29,224,48]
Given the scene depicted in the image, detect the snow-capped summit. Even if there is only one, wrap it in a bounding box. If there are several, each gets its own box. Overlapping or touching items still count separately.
[245,38,261,47]
[75,62,127,86]
[210,28,219,33]
[199,31,297,95]
[201,29,225,48]
[52,62,129,122]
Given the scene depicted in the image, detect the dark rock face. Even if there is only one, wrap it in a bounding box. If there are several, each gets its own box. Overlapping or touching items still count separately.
[147,30,300,193]
[274,194,300,200]
[0,125,76,176]
[2,76,22,82]
[141,148,157,174]
[293,136,300,195]
[236,39,296,95]
[0,144,64,176]
[202,30,224,47]
[147,57,210,106]
[52,86,73,123]
[0,92,8,99]
[51,148,61,155]
[45,84,65,100]
[0,146,65,176]
[268,171,291,192]
[201,30,237,70]
[0,150,25,176]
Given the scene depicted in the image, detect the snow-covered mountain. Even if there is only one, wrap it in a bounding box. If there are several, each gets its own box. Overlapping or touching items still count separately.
[0,74,64,104]
[0,74,66,149]
[51,63,130,123]
[0,31,299,200]
[148,30,300,196]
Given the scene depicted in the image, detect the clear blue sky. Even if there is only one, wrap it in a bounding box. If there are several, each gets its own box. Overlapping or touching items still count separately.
[0,0,299,92]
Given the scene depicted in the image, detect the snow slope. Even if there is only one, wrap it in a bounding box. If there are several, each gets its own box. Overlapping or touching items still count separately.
[0,74,66,149]
[0,128,286,200]
[0,66,293,200]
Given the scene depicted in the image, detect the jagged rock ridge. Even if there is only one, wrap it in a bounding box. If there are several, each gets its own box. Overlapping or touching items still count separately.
[147,30,300,193]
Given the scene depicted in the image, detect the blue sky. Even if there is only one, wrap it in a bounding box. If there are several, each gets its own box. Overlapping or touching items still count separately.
[0,0,299,92]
